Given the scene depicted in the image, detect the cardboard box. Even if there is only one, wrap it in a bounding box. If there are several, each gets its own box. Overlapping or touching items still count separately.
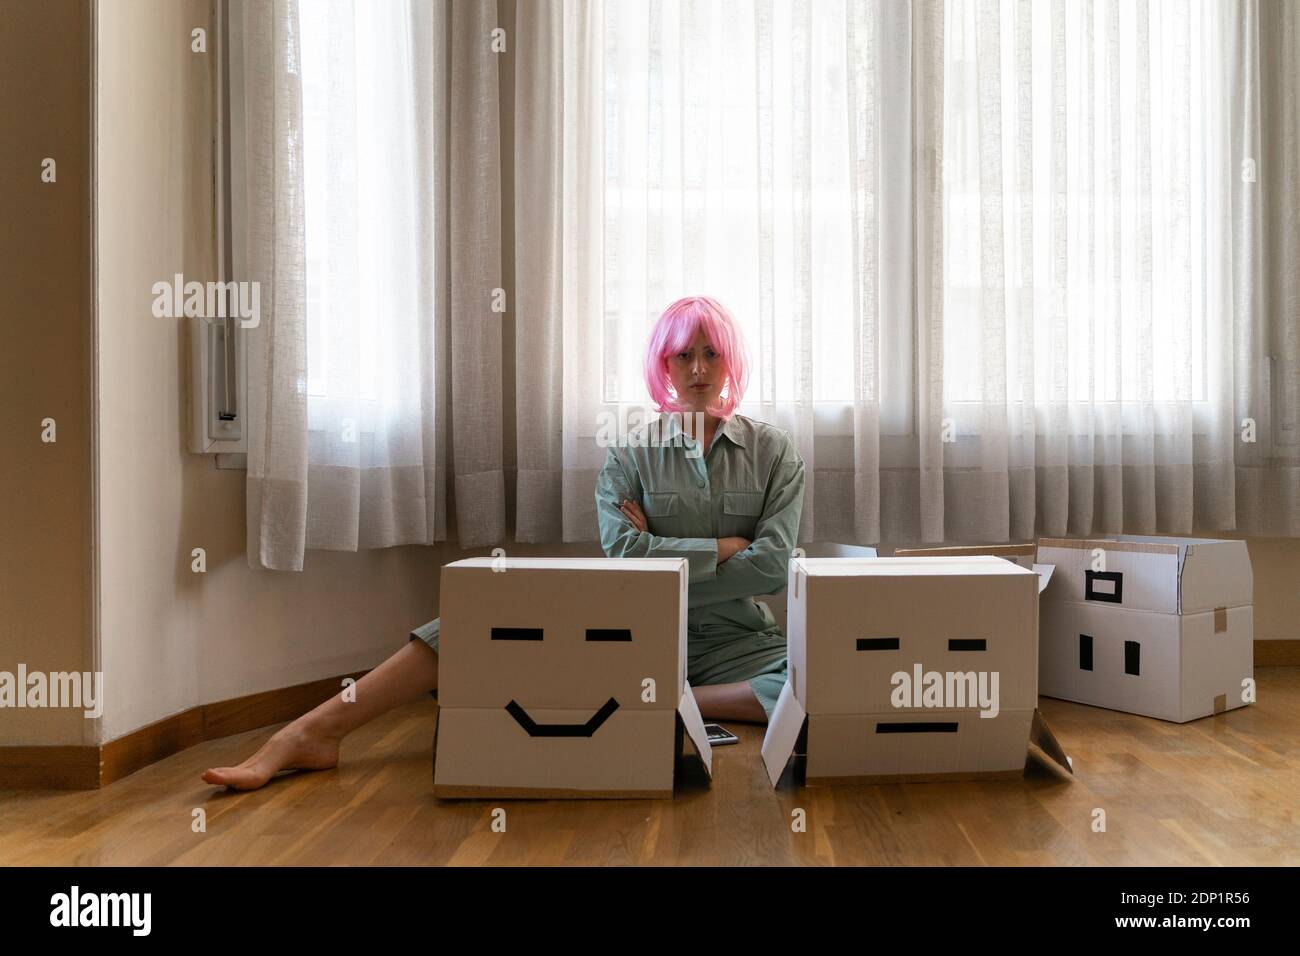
[1035,536,1254,722]
[762,555,1071,786]
[755,542,878,634]
[432,556,712,798]
[894,543,1055,593]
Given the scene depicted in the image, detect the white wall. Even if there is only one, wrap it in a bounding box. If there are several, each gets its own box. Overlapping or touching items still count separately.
[94,0,453,743]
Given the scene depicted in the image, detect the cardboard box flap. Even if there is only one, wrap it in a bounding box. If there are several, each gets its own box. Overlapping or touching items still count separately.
[895,543,1037,560]
[1115,536,1251,611]
[892,544,1054,592]
[677,682,713,779]
[815,543,880,558]
[760,679,807,787]
[1175,540,1252,614]
[1116,534,1230,560]
[1036,537,1181,612]
[447,555,690,574]
[1027,708,1072,775]
[1037,536,1180,555]
[1036,536,1251,614]
[797,555,1036,577]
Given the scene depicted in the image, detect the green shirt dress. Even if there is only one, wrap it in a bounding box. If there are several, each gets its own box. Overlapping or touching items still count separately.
[408,411,806,720]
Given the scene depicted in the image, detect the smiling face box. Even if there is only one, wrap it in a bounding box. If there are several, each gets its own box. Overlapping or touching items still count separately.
[432,557,712,798]
[763,556,1068,785]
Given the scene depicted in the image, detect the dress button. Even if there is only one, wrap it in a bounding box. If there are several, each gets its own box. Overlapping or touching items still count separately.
[697,478,706,488]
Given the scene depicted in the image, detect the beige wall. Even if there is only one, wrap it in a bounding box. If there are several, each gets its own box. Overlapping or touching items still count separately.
[0,0,97,747]
[1242,539,1300,643]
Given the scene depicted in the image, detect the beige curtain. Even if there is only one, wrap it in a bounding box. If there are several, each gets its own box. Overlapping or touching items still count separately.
[241,0,309,570]
[1247,0,1300,535]
[242,0,505,571]
[512,0,607,543]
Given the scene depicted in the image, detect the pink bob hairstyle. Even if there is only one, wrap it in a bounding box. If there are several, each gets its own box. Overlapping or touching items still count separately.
[643,296,750,420]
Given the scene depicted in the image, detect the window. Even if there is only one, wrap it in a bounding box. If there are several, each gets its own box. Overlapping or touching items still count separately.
[603,0,1225,433]
[601,0,909,428]
[942,0,1214,407]
[297,3,428,433]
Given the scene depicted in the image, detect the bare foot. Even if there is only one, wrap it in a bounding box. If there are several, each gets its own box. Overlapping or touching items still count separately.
[202,721,341,791]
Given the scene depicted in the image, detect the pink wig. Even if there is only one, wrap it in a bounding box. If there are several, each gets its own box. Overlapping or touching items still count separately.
[643,296,750,419]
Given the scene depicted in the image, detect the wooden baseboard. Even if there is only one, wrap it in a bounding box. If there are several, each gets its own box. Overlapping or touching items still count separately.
[6,644,1299,791]
[0,746,103,791]
[1255,640,1300,666]
[0,670,368,791]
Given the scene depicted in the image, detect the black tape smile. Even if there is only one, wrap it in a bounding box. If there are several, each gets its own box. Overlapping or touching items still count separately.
[505,698,620,737]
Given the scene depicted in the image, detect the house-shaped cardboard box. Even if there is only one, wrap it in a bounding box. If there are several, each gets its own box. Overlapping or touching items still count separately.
[1035,536,1254,722]
[762,555,1071,787]
[432,556,713,798]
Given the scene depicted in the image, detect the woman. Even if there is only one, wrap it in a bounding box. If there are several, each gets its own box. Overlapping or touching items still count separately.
[203,295,804,790]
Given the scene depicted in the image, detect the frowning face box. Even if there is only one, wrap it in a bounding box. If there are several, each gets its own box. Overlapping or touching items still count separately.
[762,556,1069,786]
[432,557,712,798]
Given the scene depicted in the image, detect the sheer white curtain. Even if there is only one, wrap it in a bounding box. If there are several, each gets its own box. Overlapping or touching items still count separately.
[242,0,1296,558]
[512,0,917,544]
[294,0,441,551]
[242,0,504,570]
[584,0,1287,544]
[557,0,928,544]
[940,0,1255,539]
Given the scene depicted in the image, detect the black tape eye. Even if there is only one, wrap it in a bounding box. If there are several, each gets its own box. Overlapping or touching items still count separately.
[947,639,987,651]
[491,627,543,640]
[586,628,632,642]
[856,638,900,650]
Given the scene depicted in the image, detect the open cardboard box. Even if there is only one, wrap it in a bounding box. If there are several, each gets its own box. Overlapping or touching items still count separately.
[761,555,1071,787]
[895,543,1055,593]
[432,556,712,798]
[1035,536,1254,722]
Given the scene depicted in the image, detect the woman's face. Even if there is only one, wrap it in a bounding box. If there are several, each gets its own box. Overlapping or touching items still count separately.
[666,329,725,414]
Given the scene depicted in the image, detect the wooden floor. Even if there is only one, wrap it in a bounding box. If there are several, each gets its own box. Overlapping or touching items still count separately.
[3,668,1298,866]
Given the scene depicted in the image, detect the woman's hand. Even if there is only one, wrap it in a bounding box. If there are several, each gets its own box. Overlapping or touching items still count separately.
[619,498,648,533]
[717,536,751,563]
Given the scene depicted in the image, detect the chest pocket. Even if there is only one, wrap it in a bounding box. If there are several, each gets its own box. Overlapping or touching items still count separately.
[719,490,765,539]
[640,491,686,536]
[642,491,679,515]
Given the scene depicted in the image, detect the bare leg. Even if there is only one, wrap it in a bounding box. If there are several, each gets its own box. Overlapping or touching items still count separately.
[692,681,768,724]
[202,639,439,790]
